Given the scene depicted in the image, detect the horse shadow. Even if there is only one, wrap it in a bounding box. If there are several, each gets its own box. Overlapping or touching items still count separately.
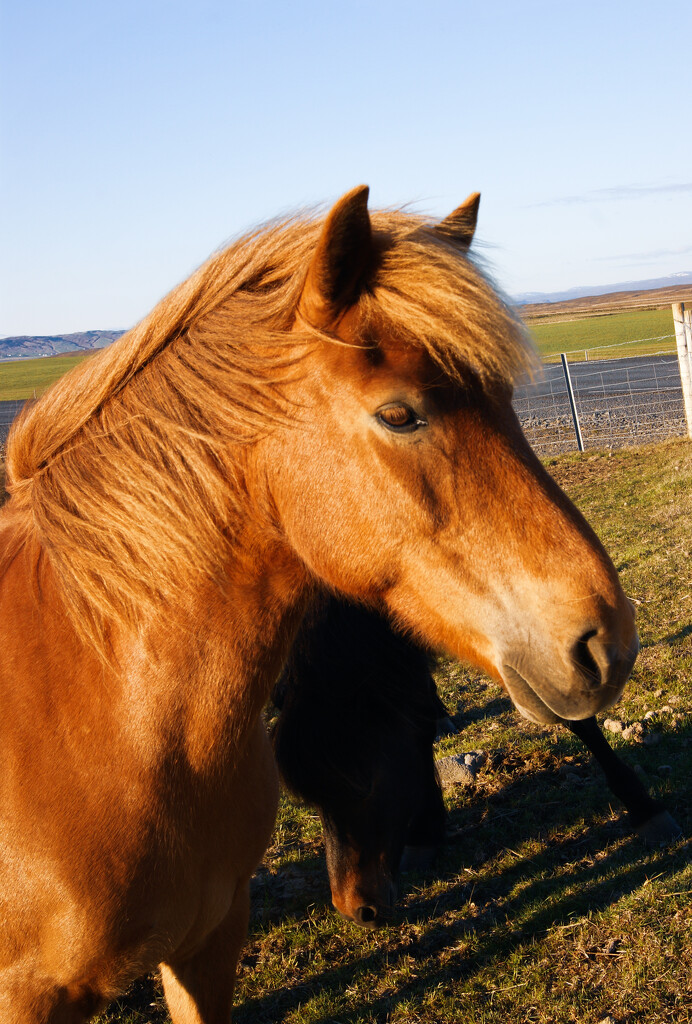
[99,723,689,1023]
[232,721,690,1023]
[665,623,692,644]
[451,692,514,727]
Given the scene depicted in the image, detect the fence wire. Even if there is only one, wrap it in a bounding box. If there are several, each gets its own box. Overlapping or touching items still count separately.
[0,400,26,451]
[514,354,688,455]
[1,353,689,460]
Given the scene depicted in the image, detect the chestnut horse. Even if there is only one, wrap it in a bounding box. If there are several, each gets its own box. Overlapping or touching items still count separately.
[0,186,638,1023]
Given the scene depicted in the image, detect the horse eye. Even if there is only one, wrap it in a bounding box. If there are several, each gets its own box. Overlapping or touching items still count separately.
[376,404,426,433]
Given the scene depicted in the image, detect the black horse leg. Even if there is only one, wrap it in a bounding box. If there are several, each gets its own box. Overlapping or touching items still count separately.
[400,763,447,872]
[567,717,682,843]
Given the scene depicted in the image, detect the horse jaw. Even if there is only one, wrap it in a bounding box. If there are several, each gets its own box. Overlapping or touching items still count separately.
[500,665,577,725]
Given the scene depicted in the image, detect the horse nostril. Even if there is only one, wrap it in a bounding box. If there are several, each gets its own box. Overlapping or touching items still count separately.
[574,629,623,689]
[354,904,378,928]
[573,629,602,686]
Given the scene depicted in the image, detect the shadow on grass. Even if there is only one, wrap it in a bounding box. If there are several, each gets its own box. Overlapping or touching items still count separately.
[452,693,514,726]
[666,623,692,643]
[232,724,690,1024]
[100,723,690,1024]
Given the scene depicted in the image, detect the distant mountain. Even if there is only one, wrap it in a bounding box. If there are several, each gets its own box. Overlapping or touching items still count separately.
[0,330,125,362]
[513,272,692,306]
[4,269,692,357]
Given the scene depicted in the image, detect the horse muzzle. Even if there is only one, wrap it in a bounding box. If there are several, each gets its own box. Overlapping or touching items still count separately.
[502,625,640,724]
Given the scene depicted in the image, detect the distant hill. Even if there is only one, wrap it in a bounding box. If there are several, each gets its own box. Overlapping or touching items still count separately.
[0,330,125,362]
[514,271,692,306]
[4,269,692,358]
[519,281,692,326]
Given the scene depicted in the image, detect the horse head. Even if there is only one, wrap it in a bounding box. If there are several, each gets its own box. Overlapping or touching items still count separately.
[266,187,638,726]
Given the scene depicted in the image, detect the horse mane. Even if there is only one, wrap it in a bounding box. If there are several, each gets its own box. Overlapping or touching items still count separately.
[3,204,534,652]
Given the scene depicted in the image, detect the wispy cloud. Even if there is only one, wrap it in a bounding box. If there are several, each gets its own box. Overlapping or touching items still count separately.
[594,244,692,264]
[533,183,692,207]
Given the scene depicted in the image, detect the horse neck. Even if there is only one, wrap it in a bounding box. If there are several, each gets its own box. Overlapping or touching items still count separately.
[130,533,312,773]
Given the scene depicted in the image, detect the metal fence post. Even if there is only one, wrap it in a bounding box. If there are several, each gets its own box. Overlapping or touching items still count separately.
[673,303,692,439]
[560,352,584,451]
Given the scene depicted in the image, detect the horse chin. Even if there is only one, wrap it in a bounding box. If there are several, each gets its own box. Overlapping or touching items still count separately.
[501,665,568,725]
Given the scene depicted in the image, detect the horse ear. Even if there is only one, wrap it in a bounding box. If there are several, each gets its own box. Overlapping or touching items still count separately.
[434,192,480,248]
[299,185,373,328]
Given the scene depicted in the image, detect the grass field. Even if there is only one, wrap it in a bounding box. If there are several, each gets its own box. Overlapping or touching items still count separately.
[0,351,94,401]
[0,437,690,1024]
[0,305,682,402]
[80,438,688,1024]
[528,308,677,363]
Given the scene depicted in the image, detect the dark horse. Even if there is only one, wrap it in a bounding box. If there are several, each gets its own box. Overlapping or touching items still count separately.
[272,598,447,927]
[273,597,681,928]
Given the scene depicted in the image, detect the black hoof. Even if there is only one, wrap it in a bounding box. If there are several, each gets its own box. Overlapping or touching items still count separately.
[636,810,683,846]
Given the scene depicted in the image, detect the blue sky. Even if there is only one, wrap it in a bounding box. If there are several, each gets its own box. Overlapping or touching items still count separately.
[2,0,691,336]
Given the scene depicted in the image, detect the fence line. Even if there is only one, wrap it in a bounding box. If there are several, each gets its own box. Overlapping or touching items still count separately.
[558,332,675,359]
[0,400,26,452]
[515,351,688,455]
[2,312,692,459]
[673,302,692,439]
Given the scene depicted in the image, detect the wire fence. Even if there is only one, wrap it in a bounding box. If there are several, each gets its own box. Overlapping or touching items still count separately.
[1,354,690,460]
[553,332,676,362]
[0,400,26,453]
[514,353,688,455]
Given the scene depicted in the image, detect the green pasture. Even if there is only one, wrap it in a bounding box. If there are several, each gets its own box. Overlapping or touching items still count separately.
[0,351,94,401]
[528,308,677,363]
[83,439,689,1024]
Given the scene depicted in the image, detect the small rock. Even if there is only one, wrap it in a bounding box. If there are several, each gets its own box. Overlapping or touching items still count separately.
[464,751,487,769]
[643,710,657,720]
[654,688,664,698]
[603,718,623,733]
[658,765,673,775]
[643,733,661,745]
[436,755,477,788]
[622,722,644,742]
[659,704,673,714]
[598,1017,618,1024]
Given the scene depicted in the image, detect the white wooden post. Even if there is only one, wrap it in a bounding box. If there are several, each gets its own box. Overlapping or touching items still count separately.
[673,303,692,439]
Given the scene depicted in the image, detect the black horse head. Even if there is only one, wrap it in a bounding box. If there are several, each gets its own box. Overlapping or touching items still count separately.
[272,597,446,928]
